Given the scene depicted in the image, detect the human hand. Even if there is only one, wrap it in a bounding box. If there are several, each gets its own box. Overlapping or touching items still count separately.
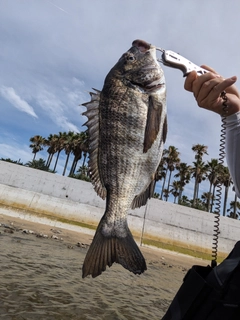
[184,65,240,116]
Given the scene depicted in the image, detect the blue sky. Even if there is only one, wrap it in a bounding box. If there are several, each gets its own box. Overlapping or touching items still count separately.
[1,0,240,203]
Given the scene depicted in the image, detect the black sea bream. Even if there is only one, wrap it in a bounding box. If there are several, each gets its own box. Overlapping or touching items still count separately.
[82,40,167,278]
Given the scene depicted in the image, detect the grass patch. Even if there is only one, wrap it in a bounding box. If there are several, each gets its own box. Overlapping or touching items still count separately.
[45,215,97,231]
[143,238,226,263]
[0,203,97,231]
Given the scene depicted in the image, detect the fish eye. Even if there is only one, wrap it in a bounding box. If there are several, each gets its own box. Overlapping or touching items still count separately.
[127,55,135,61]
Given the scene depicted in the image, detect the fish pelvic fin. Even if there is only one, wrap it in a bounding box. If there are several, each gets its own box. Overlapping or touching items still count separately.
[131,179,156,209]
[82,224,147,278]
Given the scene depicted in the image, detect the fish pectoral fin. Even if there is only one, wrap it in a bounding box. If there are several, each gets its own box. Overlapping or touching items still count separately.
[143,95,163,153]
[131,179,156,209]
[163,115,167,144]
[82,224,146,278]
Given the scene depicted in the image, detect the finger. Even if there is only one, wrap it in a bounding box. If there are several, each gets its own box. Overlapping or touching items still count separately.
[184,71,197,92]
[224,77,240,98]
[200,65,218,74]
[192,73,221,99]
[197,78,222,103]
[212,77,238,98]
[200,67,239,97]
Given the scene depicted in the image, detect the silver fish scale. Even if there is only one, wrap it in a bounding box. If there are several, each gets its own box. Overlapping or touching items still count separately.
[99,88,160,219]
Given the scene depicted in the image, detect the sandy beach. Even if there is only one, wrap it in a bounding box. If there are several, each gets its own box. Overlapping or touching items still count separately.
[0,213,208,320]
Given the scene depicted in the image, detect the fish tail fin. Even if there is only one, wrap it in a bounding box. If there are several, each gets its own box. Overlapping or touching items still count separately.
[82,225,147,278]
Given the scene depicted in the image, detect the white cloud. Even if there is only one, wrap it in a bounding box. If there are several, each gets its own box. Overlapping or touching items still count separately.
[0,86,38,118]
[36,89,79,132]
[72,77,85,87]
[0,143,31,163]
[1,0,240,204]
[62,77,87,106]
[46,1,70,15]
[56,115,80,132]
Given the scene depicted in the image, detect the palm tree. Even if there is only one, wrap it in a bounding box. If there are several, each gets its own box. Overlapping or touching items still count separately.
[62,131,75,176]
[45,134,58,168]
[52,132,66,172]
[208,163,229,213]
[178,195,191,207]
[191,159,208,206]
[205,159,219,212]
[191,144,208,206]
[220,166,233,216]
[170,180,181,203]
[76,164,89,177]
[163,188,170,201]
[69,164,91,182]
[227,194,240,219]
[69,131,89,176]
[25,158,54,172]
[160,146,180,201]
[153,192,160,199]
[174,162,192,203]
[201,192,213,212]
[156,155,167,197]
[29,135,45,160]
[0,158,23,165]
[189,198,207,211]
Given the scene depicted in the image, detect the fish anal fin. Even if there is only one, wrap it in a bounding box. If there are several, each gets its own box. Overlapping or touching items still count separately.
[131,179,156,209]
[82,224,147,278]
[143,95,162,153]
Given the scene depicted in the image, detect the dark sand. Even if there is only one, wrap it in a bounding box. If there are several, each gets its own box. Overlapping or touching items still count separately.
[0,213,208,320]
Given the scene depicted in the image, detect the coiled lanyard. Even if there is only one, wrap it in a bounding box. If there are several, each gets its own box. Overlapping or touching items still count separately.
[211,91,228,268]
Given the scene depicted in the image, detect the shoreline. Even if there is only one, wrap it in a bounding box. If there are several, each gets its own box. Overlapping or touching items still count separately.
[0,211,209,270]
[0,210,210,319]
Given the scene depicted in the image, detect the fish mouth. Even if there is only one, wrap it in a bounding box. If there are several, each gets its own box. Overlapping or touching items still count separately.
[132,39,157,59]
[131,39,164,92]
[132,39,151,52]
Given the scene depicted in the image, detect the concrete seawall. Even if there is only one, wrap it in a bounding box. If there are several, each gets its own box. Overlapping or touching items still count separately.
[0,160,239,260]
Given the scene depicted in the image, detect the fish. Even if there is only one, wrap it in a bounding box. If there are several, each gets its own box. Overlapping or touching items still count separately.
[82,39,167,278]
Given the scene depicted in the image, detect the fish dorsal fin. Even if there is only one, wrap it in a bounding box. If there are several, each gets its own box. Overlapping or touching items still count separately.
[131,179,156,209]
[82,89,107,200]
[143,94,164,153]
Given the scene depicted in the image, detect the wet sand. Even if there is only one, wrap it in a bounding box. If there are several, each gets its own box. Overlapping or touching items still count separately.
[0,213,208,320]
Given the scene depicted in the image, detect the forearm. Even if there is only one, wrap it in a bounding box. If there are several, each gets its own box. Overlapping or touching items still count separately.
[225,111,240,198]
